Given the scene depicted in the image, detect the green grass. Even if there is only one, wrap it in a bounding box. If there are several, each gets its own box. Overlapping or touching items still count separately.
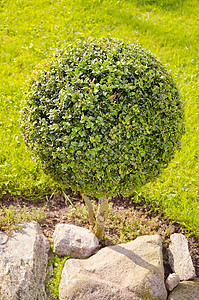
[0,204,46,233]
[0,0,198,237]
[46,248,70,300]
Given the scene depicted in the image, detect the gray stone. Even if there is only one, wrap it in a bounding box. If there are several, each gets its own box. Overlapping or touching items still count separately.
[166,273,180,291]
[169,233,196,280]
[0,221,49,300]
[52,224,99,258]
[168,278,199,300]
[0,231,8,245]
[59,235,167,300]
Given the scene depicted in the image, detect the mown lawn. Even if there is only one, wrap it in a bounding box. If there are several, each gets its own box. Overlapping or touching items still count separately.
[0,0,198,237]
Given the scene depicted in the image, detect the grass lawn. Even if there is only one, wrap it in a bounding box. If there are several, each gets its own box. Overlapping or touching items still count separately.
[0,0,198,238]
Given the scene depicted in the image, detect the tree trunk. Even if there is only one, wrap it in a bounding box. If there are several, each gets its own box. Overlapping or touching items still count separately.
[94,196,109,240]
[82,194,96,229]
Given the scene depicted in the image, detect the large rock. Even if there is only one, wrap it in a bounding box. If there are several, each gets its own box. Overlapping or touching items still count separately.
[52,224,99,258]
[0,221,49,300]
[168,278,199,300]
[59,235,167,300]
[168,233,196,280]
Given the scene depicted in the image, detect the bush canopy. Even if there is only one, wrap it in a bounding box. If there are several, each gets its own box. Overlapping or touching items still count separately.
[22,38,184,199]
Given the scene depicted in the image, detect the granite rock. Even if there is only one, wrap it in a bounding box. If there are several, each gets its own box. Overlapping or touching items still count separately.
[59,235,167,300]
[168,278,199,300]
[168,233,196,280]
[53,223,99,258]
[0,221,49,300]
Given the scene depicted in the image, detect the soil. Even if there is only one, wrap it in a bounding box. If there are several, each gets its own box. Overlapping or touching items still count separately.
[1,191,199,280]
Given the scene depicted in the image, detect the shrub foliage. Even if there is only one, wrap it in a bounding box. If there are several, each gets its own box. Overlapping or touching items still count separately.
[22,38,184,199]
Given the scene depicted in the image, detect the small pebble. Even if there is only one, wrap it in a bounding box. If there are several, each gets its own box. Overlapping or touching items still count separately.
[166,273,180,291]
[0,231,8,245]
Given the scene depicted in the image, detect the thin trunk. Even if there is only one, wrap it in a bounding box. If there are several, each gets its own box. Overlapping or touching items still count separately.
[94,196,109,240]
[82,194,96,229]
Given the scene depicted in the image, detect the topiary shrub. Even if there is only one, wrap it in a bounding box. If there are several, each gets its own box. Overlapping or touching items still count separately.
[22,37,184,239]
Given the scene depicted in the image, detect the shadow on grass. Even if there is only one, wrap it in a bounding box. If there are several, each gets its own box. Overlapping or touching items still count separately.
[125,0,185,12]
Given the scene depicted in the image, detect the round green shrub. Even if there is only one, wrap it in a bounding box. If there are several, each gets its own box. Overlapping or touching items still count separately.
[22,37,184,198]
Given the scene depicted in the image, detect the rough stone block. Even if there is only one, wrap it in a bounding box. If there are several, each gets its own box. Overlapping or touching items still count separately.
[168,233,196,280]
[59,235,167,300]
[0,221,49,300]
